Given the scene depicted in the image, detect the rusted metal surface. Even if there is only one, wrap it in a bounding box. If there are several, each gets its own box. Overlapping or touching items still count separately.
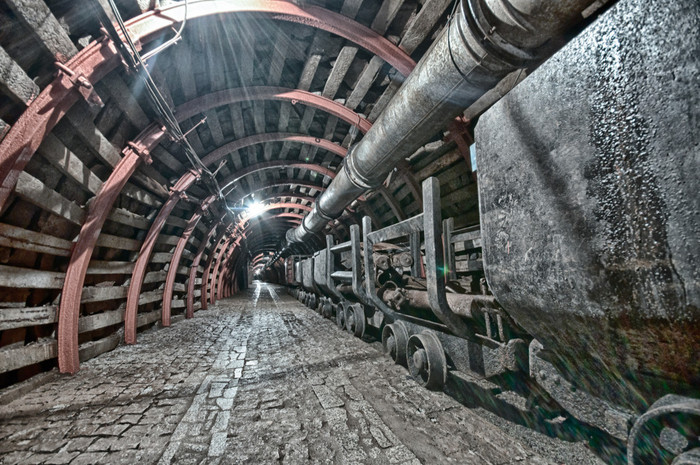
[236,204,313,239]
[200,228,230,311]
[221,162,337,193]
[446,117,475,174]
[128,1,415,76]
[186,220,224,319]
[57,124,166,374]
[218,247,240,301]
[124,171,199,345]
[200,133,348,168]
[230,182,326,205]
[176,87,372,134]
[0,37,120,211]
[161,195,215,326]
[210,238,236,305]
[0,0,400,212]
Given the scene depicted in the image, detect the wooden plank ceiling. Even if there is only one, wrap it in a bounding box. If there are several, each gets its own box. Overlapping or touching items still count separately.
[0,0,478,385]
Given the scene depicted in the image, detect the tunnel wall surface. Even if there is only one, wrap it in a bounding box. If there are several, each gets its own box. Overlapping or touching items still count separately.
[476,0,699,409]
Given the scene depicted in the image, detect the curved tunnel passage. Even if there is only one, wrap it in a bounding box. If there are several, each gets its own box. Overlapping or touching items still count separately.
[0,0,461,387]
[0,0,697,464]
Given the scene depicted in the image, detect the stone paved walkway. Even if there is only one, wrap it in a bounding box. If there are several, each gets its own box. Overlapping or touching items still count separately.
[0,282,599,464]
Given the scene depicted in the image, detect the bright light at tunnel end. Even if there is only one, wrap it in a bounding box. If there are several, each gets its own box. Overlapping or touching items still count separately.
[246,201,266,218]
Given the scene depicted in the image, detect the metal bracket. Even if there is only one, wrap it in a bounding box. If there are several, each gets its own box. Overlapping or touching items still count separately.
[126,141,153,164]
[349,225,373,307]
[445,116,474,175]
[55,62,104,108]
[422,177,474,339]
[362,216,400,323]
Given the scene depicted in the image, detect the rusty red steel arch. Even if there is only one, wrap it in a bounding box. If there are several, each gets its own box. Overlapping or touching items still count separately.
[245,195,317,208]
[244,216,304,235]
[186,219,225,319]
[22,88,371,370]
[123,171,200,344]
[4,0,416,374]
[177,88,372,134]
[0,1,413,209]
[200,227,232,311]
[228,242,252,297]
[217,209,307,299]
[57,124,165,374]
[218,246,242,301]
[245,221,304,242]
[244,215,305,247]
[161,195,216,326]
[209,237,234,305]
[221,162,337,193]
[237,203,313,233]
[210,237,241,305]
[123,94,365,342]
[132,1,414,76]
[251,254,274,267]
[231,182,327,206]
[125,103,364,343]
[243,221,305,254]
[199,133,346,168]
[235,190,317,205]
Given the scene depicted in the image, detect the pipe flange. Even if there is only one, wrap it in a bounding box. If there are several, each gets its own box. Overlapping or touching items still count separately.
[343,149,375,190]
[313,203,335,222]
[460,0,538,69]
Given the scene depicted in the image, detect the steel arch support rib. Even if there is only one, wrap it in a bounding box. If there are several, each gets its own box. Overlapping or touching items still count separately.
[162,195,215,326]
[200,133,347,168]
[201,228,230,310]
[57,124,166,374]
[221,162,336,193]
[124,171,199,344]
[219,248,239,301]
[186,220,223,318]
[0,39,119,211]
[177,88,372,134]
[210,238,237,305]
[130,1,414,76]
[0,1,411,210]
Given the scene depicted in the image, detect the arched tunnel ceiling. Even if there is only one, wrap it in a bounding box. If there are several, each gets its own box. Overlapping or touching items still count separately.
[0,0,478,375]
[100,0,453,257]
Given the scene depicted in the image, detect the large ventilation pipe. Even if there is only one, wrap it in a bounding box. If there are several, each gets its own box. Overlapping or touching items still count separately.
[285,0,600,248]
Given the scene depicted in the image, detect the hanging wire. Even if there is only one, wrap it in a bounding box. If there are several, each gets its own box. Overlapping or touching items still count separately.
[141,0,188,61]
[97,0,237,218]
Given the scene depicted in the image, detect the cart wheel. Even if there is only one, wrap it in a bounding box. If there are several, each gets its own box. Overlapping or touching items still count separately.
[628,395,700,465]
[336,302,346,329]
[407,331,447,391]
[381,321,409,366]
[321,299,333,318]
[345,303,366,338]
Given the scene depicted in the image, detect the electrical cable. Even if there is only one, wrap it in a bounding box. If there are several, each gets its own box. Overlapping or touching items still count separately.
[98,0,238,220]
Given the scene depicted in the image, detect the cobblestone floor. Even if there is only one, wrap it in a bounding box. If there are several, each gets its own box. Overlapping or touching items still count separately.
[0,282,603,464]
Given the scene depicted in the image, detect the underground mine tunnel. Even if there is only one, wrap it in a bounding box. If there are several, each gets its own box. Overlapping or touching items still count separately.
[0,0,698,463]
